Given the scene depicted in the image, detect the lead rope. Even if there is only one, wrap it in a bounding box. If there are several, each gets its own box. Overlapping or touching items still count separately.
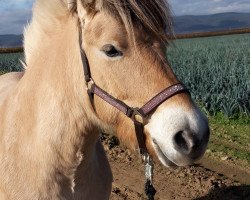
[133,119,156,200]
[143,153,156,200]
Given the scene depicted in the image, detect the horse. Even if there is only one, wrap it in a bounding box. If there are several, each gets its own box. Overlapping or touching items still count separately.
[0,0,210,199]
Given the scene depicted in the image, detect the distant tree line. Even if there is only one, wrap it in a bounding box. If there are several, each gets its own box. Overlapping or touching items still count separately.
[172,28,250,39]
[0,47,24,53]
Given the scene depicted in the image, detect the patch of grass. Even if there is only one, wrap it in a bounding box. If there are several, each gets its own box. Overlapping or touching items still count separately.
[207,114,250,166]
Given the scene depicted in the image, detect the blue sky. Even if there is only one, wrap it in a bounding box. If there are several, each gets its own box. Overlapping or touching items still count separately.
[0,0,250,34]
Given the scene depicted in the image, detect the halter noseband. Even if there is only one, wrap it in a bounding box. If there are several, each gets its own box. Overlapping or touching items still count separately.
[79,29,188,200]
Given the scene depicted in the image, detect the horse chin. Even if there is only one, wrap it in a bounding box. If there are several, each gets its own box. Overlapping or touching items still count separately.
[152,142,178,167]
[152,141,196,168]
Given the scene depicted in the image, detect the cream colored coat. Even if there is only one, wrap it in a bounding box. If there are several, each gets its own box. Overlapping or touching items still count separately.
[0,1,112,199]
[0,0,209,199]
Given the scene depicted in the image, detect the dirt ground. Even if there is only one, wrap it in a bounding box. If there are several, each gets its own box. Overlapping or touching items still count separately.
[101,135,250,200]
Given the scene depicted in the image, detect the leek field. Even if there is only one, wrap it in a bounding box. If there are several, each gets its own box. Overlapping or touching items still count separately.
[0,52,23,72]
[0,33,249,166]
[167,33,250,118]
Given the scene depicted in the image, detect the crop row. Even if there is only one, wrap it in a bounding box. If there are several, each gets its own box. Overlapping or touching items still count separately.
[168,34,250,117]
[0,53,24,73]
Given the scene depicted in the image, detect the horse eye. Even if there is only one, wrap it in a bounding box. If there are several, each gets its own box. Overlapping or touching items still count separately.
[102,44,123,58]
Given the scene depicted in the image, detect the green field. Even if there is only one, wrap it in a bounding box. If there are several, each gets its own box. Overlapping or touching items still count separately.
[168,33,250,118]
[0,34,249,166]
[166,34,250,166]
[0,52,24,74]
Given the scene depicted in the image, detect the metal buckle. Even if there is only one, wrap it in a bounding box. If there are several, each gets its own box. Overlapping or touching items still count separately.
[142,152,154,183]
[86,78,95,90]
[131,108,144,124]
[140,150,156,198]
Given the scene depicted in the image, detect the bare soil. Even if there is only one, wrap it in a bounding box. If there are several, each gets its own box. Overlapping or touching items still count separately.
[101,135,250,200]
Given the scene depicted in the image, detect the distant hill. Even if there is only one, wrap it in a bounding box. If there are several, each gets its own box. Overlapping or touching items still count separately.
[173,12,250,33]
[0,12,250,47]
[0,34,23,47]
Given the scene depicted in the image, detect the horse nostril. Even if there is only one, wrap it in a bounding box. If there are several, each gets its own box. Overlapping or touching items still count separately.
[173,131,199,154]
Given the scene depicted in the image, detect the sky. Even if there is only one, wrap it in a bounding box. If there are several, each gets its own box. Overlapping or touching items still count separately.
[0,0,250,35]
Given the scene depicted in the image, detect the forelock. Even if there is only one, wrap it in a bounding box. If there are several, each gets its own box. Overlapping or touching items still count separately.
[72,0,173,43]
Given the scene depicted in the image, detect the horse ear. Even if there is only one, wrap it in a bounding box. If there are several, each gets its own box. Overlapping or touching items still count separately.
[67,0,102,13]
[75,0,103,25]
[67,0,76,11]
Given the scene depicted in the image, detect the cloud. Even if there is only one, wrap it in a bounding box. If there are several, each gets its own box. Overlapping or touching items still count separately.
[210,1,250,13]
[0,0,34,10]
[0,10,31,35]
[168,0,250,16]
[0,0,34,34]
[0,0,250,34]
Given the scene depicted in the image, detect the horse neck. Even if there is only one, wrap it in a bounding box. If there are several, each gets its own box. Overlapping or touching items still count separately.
[20,8,100,185]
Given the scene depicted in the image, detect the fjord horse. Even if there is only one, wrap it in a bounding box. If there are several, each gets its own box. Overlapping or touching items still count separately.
[0,0,209,199]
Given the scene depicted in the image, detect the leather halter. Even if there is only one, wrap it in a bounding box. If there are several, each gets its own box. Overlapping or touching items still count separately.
[80,49,188,155]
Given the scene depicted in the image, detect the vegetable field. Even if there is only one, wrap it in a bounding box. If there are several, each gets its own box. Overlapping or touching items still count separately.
[0,34,250,117]
[168,33,250,117]
[0,52,24,73]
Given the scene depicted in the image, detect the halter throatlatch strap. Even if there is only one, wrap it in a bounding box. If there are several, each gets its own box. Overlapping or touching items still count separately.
[79,27,188,200]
